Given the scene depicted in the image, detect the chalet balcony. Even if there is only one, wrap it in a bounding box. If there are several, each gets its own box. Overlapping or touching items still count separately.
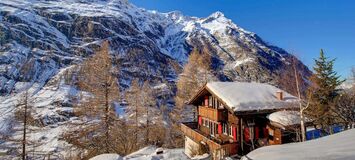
[181,122,238,155]
[198,106,227,122]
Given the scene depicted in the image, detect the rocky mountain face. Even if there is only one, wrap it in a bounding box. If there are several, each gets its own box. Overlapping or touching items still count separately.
[0,0,311,95]
[0,0,311,157]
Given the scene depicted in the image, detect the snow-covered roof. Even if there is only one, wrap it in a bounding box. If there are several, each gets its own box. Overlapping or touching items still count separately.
[205,82,298,112]
[267,110,301,127]
[242,129,355,160]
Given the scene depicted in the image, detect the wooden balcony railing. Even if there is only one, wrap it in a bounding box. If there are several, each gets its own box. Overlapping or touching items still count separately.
[198,106,227,122]
[181,122,238,156]
[181,122,205,142]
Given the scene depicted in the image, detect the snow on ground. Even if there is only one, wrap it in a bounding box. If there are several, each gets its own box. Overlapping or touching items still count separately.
[206,82,298,112]
[241,129,355,160]
[0,66,79,158]
[191,153,209,160]
[90,154,123,160]
[267,110,301,127]
[124,146,189,160]
[90,146,209,160]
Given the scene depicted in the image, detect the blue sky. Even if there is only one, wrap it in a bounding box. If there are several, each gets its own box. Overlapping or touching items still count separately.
[130,0,355,79]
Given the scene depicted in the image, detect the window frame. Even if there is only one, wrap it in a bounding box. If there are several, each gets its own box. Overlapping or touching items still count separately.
[223,123,228,135]
[208,96,212,107]
[229,125,233,137]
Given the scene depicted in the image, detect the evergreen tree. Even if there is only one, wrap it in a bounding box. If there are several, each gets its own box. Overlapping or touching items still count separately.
[307,49,344,130]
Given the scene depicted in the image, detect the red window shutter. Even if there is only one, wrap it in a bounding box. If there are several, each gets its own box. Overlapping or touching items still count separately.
[204,96,209,106]
[244,127,250,142]
[233,126,237,141]
[198,116,202,125]
[218,123,222,134]
[255,127,260,139]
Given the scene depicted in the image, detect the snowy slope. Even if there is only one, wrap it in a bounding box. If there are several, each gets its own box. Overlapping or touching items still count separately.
[241,129,355,160]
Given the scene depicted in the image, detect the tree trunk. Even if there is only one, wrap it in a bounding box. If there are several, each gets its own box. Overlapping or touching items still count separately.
[105,84,110,153]
[300,110,306,142]
[146,105,149,145]
[294,60,306,142]
[22,93,28,160]
[135,95,138,147]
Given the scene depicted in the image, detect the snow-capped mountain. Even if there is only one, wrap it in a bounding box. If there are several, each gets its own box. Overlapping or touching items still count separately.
[0,0,311,94]
[0,0,312,157]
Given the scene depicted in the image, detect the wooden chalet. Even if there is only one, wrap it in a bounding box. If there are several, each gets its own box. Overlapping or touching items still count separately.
[181,82,300,159]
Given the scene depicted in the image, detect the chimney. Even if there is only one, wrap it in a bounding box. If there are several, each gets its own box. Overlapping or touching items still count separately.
[276,91,283,100]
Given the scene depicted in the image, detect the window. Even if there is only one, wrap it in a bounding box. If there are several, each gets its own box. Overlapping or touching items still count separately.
[229,125,233,137]
[223,123,228,135]
[211,97,214,108]
[209,96,212,107]
[211,122,214,136]
[210,122,216,136]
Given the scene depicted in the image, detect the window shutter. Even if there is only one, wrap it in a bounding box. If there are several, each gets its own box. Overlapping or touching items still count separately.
[218,123,222,134]
[198,116,202,125]
[233,126,237,141]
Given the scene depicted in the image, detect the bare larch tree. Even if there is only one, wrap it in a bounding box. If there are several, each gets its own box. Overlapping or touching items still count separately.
[64,40,121,158]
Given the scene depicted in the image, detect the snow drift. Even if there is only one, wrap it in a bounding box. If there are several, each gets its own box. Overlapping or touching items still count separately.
[242,129,355,160]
